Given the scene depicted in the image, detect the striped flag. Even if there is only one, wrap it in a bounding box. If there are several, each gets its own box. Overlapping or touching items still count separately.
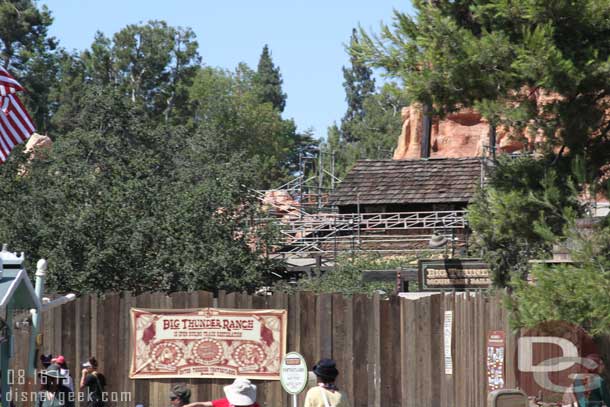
[0,67,24,95]
[0,67,35,163]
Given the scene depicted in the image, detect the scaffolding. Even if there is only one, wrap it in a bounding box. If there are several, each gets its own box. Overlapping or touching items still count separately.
[296,150,341,212]
[255,151,472,269]
[270,210,468,257]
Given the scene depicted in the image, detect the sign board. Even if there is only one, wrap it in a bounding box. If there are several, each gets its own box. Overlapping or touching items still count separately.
[486,330,506,392]
[444,311,453,375]
[130,307,287,380]
[418,259,491,291]
[280,352,308,395]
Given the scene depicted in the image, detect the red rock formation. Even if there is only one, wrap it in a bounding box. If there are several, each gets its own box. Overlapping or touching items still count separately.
[261,190,302,221]
[393,105,530,159]
[18,133,53,176]
[393,89,562,159]
[24,133,52,157]
[391,91,610,214]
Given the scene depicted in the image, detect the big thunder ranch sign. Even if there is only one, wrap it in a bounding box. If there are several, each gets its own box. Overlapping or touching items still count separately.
[130,307,287,380]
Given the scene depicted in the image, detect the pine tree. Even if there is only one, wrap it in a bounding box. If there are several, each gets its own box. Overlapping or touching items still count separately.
[0,0,57,131]
[341,29,375,142]
[254,45,286,112]
[352,1,610,181]
[351,1,610,288]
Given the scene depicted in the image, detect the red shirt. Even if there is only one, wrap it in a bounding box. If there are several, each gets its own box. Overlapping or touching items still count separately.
[211,398,260,407]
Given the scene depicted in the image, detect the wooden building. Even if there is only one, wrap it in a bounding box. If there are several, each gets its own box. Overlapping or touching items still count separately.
[329,157,483,213]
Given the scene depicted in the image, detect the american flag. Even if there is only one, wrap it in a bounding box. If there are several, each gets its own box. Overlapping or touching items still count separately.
[0,67,35,162]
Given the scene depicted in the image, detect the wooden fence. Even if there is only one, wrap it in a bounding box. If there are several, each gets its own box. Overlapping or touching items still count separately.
[9,291,517,407]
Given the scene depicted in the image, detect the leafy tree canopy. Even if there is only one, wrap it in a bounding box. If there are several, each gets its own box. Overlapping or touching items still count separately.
[326,82,408,180]
[341,29,376,143]
[0,86,275,294]
[273,254,408,296]
[189,65,316,189]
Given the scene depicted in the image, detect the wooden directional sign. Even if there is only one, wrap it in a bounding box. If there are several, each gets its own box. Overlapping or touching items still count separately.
[418,258,491,291]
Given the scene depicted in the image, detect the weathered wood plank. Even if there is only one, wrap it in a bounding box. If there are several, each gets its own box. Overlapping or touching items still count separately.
[5,289,536,407]
[380,296,401,407]
[133,292,151,407]
[352,294,369,407]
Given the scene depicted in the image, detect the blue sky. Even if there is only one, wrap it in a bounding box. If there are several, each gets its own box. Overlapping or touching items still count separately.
[39,0,413,140]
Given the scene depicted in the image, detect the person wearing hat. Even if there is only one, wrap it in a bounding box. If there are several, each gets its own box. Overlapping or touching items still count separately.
[51,355,74,393]
[563,354,610,407]
[79,357,106,407]
[184,378,259,407]
[303,359,351,407]
[169,384,191,407]
[40,354,53,369]
[38,363,74,407]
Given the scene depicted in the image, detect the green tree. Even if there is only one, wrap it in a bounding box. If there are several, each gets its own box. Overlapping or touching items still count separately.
[273,254,407,296]
[0,0,58,131]
[468,156,581,286]
[0,86,275,294]
[352,0,610,183]
[80,21,200,123]
[47,50,86,134]
[341,28,376,143]
[325,83,407,180]
[0,0,53,71]
[510,216,610,336]
[82,32,114,85]
[189,65,311,188]
[253,45,286,112]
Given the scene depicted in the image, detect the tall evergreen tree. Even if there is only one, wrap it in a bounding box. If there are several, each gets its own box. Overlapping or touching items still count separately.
[322,29,406,181]
[341,28,375,142]
[254,44,286,112]
[0,0,53,71]
[352,0,610,181]
[0,0,58,131]
[351,0,610,286]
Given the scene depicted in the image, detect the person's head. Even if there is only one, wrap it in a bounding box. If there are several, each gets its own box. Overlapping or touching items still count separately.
[53,355,67,368]
[40,354,53,369]
[40,363,67,391]
[223,378,257,406]
[82,357,98,373]
[169,384,190,407]
[584,354,605,374]
[313,359,339,384]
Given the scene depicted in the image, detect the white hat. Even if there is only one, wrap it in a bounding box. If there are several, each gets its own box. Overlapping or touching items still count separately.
[223,378,257,406]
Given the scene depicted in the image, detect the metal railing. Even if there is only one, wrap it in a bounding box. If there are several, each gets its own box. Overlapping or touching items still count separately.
[268,210,468,256]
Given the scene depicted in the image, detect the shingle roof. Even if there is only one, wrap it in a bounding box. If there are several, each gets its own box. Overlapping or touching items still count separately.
[329,158,483,206]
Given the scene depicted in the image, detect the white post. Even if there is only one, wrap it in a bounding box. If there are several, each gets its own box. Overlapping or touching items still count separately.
[27,259,47,377]
[293,394,297,407]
